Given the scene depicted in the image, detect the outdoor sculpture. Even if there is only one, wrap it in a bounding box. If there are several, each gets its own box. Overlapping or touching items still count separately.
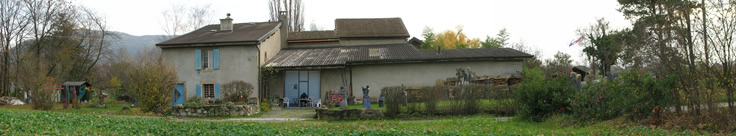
[455,67,476,85]
[362,86,370,109]
[340,86,348,109]
[378,89,384,107]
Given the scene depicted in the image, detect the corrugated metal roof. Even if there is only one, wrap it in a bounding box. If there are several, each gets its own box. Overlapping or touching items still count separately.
[63,81,91,86]
[265,44,534,69]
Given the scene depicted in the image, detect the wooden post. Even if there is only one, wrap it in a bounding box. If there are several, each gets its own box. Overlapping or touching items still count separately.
[63,87,68,109]
[72,86,77,109]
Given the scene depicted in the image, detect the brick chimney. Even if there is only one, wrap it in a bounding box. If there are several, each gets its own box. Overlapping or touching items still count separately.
[220,13,233,32]
[279,11,288,49]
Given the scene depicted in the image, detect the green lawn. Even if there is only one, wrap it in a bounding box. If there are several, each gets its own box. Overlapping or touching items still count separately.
[0,108,722,135]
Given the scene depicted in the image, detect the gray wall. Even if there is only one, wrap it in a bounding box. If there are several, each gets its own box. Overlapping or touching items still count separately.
[260,29,282,64]
[162,45,261,100]
[320,68,351,96]
[349,60,524,98]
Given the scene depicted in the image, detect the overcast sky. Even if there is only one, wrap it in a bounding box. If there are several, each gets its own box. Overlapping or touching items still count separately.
[79,0,631,64]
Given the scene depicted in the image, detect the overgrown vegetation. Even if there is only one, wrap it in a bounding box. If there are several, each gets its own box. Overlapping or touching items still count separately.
[383,85,516,117]
[571,71,678,122]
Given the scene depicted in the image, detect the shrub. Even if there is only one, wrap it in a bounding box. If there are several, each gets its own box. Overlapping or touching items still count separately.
[514,67,576,122]
[126,59,177,114]
[183,96,202,107]
[571,71,678,122]
[260,99,271,112]
[222,81,254,103]
[420,86,444,115]
[383,86,405,117]
[447,85,483,115]
[30,89,55,110]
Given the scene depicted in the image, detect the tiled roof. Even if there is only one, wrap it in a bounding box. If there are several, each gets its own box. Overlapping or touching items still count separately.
[335,18,410,38]
[156,22,280,46]
[287,31,337,40]
[265,44,533,68]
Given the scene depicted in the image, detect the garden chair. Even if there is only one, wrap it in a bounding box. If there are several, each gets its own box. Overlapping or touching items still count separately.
[282,97,289,107]
[315,99,322,108]
[307,98,315,107]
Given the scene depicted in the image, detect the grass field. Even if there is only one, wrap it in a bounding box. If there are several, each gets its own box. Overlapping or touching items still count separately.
[0,102,159,116]
[0,108,722,135]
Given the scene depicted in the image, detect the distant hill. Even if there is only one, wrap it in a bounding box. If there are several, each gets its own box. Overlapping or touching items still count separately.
[109,32,169,57]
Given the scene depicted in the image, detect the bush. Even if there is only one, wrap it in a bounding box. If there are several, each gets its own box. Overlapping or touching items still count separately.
[447,85,483,115]
[383,86,405,117]
[420,86,444,115]
[30,89,55,110]
[260,99,271,112]
[222,81,254,103]
[571,71,678,122]
[126,59,177,114]
[514,67,576,122]
[183,96,202,107]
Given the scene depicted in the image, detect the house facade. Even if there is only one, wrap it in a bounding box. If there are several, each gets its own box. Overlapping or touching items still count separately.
[156,13,286,105]
[157,13,532,106]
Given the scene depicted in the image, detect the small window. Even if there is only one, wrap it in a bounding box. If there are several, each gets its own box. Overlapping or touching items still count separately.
[203,84,215,98]
[201,49,213,69]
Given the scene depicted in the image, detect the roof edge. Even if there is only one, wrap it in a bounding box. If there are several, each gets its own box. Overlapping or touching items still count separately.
[257,22,282,42]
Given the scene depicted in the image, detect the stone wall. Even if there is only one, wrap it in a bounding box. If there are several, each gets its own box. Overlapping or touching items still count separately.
[171,104,259,117]
[316,108,384,120]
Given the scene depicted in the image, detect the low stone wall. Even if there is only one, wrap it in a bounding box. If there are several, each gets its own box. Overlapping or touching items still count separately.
[316,108,384,120]
[171,104,259,117]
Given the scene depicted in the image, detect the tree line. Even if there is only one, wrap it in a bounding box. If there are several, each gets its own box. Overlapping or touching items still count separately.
[580,0,735,116]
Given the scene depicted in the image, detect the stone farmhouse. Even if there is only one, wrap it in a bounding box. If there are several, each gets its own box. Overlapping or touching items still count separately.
[156,12,533,106]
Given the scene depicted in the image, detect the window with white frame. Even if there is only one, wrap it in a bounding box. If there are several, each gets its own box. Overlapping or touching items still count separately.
[201,49,213,69]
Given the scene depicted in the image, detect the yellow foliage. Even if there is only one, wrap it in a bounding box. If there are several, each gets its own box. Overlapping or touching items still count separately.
[435,25,482,49]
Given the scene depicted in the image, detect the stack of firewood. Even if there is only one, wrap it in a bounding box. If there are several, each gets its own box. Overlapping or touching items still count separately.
[0,96,21,105]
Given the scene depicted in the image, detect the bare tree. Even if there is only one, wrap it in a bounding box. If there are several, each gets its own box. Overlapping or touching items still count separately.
[0,0,29,96]
[160,4,187,39]
[708,0,736,112]
[308,20,325,31]
[24,0,71,58]
[188,4,213,31]
[160,3,214,40]
[269,0,305,32]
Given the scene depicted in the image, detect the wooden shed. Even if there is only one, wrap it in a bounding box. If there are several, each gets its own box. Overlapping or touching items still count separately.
[61,81,92,102]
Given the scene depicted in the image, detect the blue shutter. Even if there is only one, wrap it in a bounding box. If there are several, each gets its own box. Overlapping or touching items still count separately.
[195,49,201,70]
[195,84,202,98]
[213,49,219,70]
[214,83,221,99]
